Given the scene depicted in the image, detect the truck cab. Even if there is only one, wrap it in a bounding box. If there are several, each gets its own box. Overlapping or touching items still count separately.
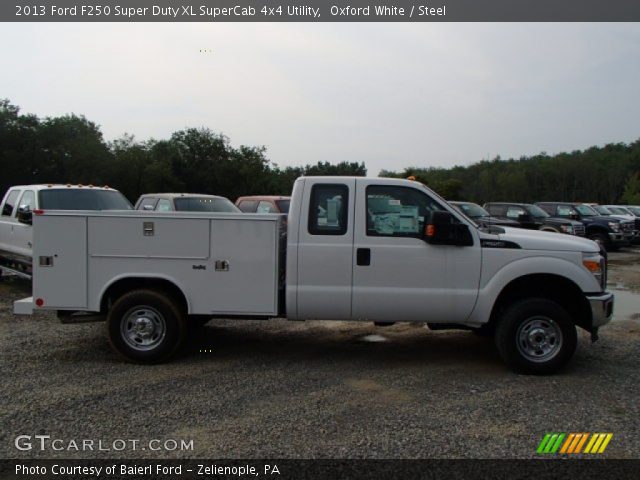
[0,185,132,278]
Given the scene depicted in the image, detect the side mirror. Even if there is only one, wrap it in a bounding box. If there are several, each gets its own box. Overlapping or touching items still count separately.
[142,205,155,211]
[424,210,473,246]
[518,213,532,222]
[569,213,580,220]
[17,206,33,225]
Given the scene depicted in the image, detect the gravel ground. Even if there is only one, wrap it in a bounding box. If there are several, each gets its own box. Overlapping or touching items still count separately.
[1,249,639,460]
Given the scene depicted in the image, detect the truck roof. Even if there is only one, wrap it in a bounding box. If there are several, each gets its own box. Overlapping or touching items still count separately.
[6,184,115,191]
[236,195,291,201]
[138,193,227,199]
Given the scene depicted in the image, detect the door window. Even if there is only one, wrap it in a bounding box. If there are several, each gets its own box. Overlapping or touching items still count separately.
[556,205,574,216]
[138,197,158,210]
[156,199,173,212]
[308,184,349,235]
[366,185,445,237]
[506,206,526,219]
[2,190,20,216]
[237,200,258,213]
[16,190,35,215]
[257,201,277,213]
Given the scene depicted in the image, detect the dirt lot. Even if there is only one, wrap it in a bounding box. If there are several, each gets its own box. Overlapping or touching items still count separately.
[1,249,639,459]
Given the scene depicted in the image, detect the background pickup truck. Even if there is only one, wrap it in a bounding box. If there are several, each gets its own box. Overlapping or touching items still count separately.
[0,184,132,278]
[484,202,585,236]
[15,177,613,374]
[536,202,632,251]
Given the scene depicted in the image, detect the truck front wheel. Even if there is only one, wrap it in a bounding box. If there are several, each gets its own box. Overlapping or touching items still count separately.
[106,289,187,363]
[495,298,577,375]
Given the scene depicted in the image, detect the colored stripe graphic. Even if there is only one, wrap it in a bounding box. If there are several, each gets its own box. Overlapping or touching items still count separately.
[538,433,612,454]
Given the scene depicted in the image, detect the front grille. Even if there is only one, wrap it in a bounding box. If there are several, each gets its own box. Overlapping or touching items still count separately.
[573,224,585,236]
[621,222,633,233]
[635,218,640,230]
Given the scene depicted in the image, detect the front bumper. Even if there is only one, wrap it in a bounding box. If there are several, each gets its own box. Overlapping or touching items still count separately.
[586,292,614,328]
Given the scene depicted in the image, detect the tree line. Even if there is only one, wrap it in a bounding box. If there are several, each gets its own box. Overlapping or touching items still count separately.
[2,98,640,205]
[0,99,365,203]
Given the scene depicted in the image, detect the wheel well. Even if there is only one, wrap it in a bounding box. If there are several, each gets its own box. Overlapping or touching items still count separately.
[488,274,592,332]
[586,226,608,237]
[101,278,188,315]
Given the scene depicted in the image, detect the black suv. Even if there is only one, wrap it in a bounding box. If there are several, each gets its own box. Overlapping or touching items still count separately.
[450,201,520,228]
[484,202,584,236]
[535,202,630,250]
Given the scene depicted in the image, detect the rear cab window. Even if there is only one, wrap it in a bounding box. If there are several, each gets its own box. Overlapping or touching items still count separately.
[308,184,349,235]
[237,200,258,213]
[39,189,132,210]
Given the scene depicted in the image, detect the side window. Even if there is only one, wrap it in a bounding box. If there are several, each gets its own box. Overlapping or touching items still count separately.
[156,199,173,212]
[138,197,158,210]
[486,204,504,216]
[237,200,258,213]
[308,184,349,236]
[257,201,277,214]
[366,185,445,237]
[16,190,35,215]
[2,190,20,217]
[556,205,572,216]
[506,206,526,219]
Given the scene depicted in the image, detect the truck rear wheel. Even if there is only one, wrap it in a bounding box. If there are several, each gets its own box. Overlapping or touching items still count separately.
[106,289,187,363]
[495,298,577,375]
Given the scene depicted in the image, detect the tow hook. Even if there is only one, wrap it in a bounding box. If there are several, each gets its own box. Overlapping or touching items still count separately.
[591,328,599,343]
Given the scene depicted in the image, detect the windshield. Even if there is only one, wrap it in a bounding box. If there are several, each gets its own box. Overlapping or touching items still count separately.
[575,205,598,216]
[593,205,612,215]
[174,197,240,213]
[525,205,550,218]
[608,207,629,215]
[627,207,640,216]
[275,199,290,213]
[39,189,132,210]
[455,202,489,218]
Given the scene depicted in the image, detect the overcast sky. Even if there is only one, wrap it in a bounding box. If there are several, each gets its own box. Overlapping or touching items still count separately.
[1,23,639,174]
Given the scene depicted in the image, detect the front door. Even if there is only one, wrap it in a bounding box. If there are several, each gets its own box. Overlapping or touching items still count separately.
[351,180,481,323]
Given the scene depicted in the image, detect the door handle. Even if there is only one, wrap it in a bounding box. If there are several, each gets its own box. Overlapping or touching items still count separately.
[356,248,371,266]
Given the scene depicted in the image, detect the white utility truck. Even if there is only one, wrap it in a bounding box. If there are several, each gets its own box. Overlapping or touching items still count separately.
[14,177,613,374]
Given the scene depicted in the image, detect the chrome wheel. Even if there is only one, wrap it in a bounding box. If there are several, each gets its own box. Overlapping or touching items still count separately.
[121,306,166,351]
[516,316,563,363]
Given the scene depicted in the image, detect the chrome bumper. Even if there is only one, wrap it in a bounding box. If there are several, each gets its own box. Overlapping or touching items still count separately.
[587,292,614,328]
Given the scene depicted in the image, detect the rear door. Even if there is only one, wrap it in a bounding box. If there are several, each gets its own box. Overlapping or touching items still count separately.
[296,179,355,320]
[351,179,481,323]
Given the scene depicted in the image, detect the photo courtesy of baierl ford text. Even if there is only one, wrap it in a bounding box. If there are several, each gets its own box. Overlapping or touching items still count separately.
[1,1,639,479]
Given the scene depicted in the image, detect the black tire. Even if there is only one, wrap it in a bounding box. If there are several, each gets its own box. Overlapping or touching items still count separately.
[495,298,577,375]
[106,289,187,363]
[588,232,610,251]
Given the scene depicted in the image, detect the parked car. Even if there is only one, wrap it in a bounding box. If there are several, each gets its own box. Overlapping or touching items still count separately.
[236,196,291,214]
[0,184,132,278]
[135,194,240,213]
[16,176,613,374]
[535,202,632,250]
[600,205,640,243]
[483,202,585,236]
[449,201,520,228]
[623,205,640,217]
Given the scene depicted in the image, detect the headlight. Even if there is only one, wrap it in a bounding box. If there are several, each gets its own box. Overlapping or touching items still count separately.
[608,222,620,232]
[582,252,605,289]
[560,224,573,233]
